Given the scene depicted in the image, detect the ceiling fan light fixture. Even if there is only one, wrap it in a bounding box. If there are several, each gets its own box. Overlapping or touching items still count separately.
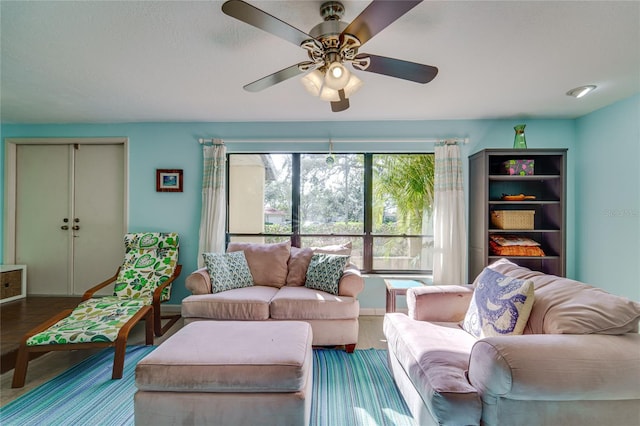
[301,70,340,101]
[324,62,351,90]
[566,85,596,98]
[342,73,363,98]
[301,69,352,102]
[319,86,341,102]
[301,70,323,95]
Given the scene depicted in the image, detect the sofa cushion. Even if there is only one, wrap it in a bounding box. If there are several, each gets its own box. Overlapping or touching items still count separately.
[270,286,359,320]
[383,313,481,425]
[488,259,640,335]
[181,286,278,320]
[305,253,349,295]
[462,267,534,338]
[286,246,314,286]
[203,251,253,294]
[227,241,291,288]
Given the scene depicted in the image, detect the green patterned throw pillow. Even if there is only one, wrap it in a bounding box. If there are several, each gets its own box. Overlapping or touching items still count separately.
[305,253,349,295]
[203,251,254,294]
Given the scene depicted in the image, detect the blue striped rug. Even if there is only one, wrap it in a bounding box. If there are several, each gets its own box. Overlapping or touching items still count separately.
[1,346,414,426]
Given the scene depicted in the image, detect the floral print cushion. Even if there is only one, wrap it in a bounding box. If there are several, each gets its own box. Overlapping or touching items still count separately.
[26,232,179,347]
[113,232,179,302]
[26,298,147,346]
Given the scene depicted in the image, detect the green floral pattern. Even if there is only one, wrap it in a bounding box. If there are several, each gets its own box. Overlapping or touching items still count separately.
[26,298,146,345]
[113,232,179,302]
[27,232,179,346]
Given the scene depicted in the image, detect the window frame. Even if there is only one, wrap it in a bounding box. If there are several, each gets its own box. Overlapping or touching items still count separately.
[226,152,434,274]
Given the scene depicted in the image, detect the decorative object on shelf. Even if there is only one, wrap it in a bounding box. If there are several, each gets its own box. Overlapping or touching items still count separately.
[156,169,183,192]
[491,210,535,230]
[501,193,536,201]
[513,124,528,149]
[502,159,534,175]
[489,234,546,256]
[489,240,545,257]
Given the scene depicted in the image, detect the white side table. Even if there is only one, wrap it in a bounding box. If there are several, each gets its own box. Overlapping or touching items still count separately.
[1,265,27,304]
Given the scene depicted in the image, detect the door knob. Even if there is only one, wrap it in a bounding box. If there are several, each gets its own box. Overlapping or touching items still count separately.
[61,225,69,230]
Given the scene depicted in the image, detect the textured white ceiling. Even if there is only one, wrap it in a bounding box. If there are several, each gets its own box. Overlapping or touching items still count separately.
[1,0,639,123]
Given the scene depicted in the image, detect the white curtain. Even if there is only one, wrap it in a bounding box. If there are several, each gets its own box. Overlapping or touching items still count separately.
[432,143,467,284]
[197,141,226,267]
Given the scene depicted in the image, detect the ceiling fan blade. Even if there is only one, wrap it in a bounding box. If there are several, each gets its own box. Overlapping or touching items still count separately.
[342,0,422,46]
[222,0,314,47]
[243,63,305,92]
[356,54,438,84]
[331,89,350,112]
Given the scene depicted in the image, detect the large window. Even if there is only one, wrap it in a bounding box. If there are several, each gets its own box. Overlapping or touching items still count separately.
[227,152,434,273]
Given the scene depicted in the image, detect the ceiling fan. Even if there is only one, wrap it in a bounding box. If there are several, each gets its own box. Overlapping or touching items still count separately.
[222,0,438,112]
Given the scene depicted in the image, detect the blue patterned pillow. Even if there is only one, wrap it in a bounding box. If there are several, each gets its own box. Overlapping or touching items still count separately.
[203,251,254,294]
[305,253,349,295]
[462,267,535,338]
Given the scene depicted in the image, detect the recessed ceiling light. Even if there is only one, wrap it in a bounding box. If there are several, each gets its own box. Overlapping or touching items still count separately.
[566,85,597,98]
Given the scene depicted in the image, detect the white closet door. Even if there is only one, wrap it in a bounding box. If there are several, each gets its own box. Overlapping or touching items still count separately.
[14,143,125,296]
[16,145,72,295]
[72,144,125,295]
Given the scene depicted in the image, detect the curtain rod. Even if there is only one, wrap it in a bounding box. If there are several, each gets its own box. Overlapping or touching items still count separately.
[197,137,468,144]
[198,138,225,145]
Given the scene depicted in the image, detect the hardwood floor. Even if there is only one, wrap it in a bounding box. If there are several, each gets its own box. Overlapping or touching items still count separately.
[0,296,387,406]
[1,296,83,374]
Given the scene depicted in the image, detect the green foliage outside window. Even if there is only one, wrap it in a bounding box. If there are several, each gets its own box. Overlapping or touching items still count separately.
[230,152,435,272]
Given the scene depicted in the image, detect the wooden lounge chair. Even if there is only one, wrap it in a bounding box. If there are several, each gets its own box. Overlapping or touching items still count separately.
[12,232,181,388]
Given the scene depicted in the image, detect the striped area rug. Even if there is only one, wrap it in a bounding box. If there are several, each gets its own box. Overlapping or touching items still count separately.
[1,346,415,426]
[312,349,414,426]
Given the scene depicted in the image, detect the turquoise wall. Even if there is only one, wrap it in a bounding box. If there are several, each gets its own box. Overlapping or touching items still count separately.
[575,94,640,301]
[3,107,634,307]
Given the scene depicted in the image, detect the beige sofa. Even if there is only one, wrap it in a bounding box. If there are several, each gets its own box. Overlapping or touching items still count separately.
[384,259,640,426]
[182,241,364,352]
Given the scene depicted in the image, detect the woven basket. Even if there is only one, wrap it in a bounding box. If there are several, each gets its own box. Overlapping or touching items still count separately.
[491,210,534,230]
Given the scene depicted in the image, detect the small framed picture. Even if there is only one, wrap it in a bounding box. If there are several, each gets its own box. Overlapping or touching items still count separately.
[156,169,183,192]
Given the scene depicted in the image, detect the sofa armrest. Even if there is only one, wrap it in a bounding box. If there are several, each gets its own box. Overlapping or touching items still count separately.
[468,333,640,401]
[407,284,474,322]
[338,264,364,298]
[185,267,211,295]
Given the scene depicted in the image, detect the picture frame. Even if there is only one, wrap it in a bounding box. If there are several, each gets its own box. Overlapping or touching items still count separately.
[156,169,183,192]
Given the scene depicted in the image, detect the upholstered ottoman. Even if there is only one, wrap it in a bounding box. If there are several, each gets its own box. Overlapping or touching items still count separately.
[134,321,313,426]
